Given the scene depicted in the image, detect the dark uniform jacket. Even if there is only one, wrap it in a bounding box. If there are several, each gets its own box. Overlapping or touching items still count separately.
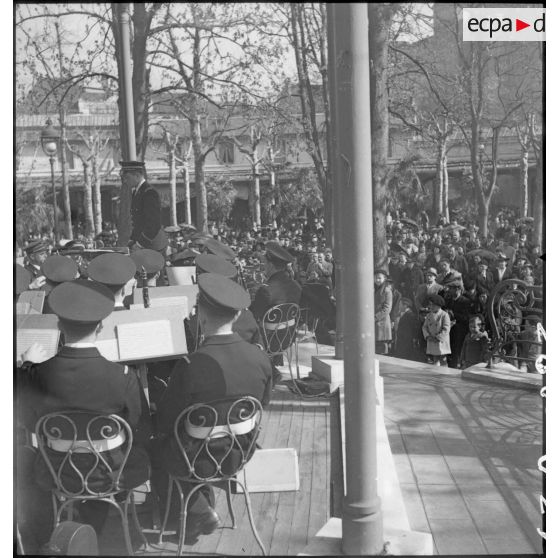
[17,346,151,491]
[156,333,272,477]
[130,181,167,249]
[250,270,302,320]
[24,262,42,280]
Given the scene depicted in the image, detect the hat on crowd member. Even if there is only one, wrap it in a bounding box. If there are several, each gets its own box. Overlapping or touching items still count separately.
[164,225,182,234]
[48,279,114,324]
[374,268,389,278]
[24,239,49,255]
[195,253,237,279]
[64,240,86,252]
[425,267,438,277]
[87,253,137,288]
[139,228,168,252]
[439,257,450,265]
[130,249,165,275]
[15,264,32,295]
[41,255,79,283]
[478,258,489,267]
[428,294,446,308]
[445,278,463,288]
[496,255,509,263]
[265,241,294,265]
[203,238,236,261]
[197,273,251,312]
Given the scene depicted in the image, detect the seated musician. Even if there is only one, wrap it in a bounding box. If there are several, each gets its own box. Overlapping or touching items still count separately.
[150,273,272,541]
[249,241,302,321]
[130,248,166,288]
[87,252,137,310]
[16,279,151,543]
[194,253,262,346]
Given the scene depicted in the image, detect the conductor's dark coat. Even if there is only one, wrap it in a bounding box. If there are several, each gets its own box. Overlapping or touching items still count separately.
[250,270,302,320]
[17,346,151,491]
[130,181,166,248]
[155,333,272,477]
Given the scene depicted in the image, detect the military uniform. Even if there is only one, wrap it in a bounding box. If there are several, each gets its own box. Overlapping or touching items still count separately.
[130,177,168,251]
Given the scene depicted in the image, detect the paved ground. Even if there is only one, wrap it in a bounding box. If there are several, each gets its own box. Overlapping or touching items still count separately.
[89,344,544,556]
[380,356,544,556]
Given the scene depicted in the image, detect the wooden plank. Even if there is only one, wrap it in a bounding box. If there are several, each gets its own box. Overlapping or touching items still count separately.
[307,405,329,539]
[243,391,288,556]
[269,393,303,556]
[285,403,316,555]
[185,487,227,555]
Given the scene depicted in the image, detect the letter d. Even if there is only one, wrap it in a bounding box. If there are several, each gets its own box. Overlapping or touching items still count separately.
[534,13,545,32]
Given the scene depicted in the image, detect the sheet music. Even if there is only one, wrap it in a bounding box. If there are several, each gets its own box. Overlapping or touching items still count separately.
[116,320,174,360]
[148,297,189,319]
[15,302,31,314]
[17,329,59,359]
[18,291,45,313]
[167,266,196,286]
[95,339,120,362]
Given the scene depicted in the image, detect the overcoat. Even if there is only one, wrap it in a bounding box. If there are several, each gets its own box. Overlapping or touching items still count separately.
[422,309,452,355]
[374,282,393,342]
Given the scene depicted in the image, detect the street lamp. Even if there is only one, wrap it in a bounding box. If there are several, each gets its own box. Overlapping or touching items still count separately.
[41,118,60,241]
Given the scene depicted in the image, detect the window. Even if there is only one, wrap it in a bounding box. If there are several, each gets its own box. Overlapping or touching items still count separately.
[218,140,235,164]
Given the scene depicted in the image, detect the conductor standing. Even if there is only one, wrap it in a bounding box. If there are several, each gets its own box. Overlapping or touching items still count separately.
[121,161,168,252]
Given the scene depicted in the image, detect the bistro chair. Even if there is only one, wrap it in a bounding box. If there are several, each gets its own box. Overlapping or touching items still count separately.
[261,303,301,380]
[35,411,149,556]
[158,396,266,556]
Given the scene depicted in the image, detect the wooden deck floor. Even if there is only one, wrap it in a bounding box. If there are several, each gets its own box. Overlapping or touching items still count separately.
[102,388,331,556]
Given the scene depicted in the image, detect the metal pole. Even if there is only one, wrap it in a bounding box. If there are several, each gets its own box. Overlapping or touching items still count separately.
[119,3,137,161]
[336,4,384,554]
[327,4,344,360]
[50,156,59,242]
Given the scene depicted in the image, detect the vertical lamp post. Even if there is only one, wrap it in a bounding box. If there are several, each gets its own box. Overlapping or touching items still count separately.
[41,118,60,242]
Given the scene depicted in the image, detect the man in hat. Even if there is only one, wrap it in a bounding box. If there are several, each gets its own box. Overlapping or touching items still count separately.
[17,279,151,545]
[40,254,80,313]
[446,245,469,277]
[414,268,443,312]
[374,269,393,355]
[490,255,513,284]
[87,253,137,310]
[250,241,302,321]
[399,254,424,301]
[23,240,50,289]
[444,281,474,368]
[193,254,262,346]
[122,161,168,252]
[437,259,463,293]
[473,259,495,297]
[151,273,272,539]
[130,248,166,288]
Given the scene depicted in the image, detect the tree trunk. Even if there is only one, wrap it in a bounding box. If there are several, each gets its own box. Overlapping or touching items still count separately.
[533,155,543,249]
[433,142,444,217]
[442,149,449,221]
[192,117,207,232]
[478,197,490,241]
[169,151,177,226]
[253,163,261,228]
[519,147,529,218]
[369,4,395,270]
[82,161,95,237]
[183,164,192,225]
[91,154,103,235]
[58,110,73,239]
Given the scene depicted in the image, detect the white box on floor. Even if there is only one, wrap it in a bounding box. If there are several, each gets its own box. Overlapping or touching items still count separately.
[239,448,299,492]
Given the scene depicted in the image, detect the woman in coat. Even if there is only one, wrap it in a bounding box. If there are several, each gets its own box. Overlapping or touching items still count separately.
[421,293,452,365]
[374,269,393,354]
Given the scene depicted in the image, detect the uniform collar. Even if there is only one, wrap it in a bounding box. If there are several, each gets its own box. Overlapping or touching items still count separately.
[132,179,147,196]
[201,332,242,346]
[59,345,102,358]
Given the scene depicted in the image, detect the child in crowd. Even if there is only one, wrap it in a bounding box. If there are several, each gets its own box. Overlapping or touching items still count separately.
[422,294,451,365]
[459,314,491,369]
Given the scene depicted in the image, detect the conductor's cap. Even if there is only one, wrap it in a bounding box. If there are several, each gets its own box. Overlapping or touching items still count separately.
[265,241,293,264]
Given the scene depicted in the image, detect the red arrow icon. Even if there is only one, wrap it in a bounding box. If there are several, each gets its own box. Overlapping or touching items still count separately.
[516,19,530,31]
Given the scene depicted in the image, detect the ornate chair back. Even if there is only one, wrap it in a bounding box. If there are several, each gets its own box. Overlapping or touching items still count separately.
[173,396,263,482]
[261,303,300,357]
[35,411,133,498]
